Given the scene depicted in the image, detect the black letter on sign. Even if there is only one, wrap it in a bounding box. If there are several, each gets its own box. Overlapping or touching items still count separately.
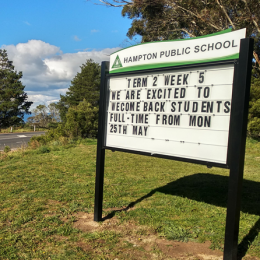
[132,126,137,135]
[192,102,198,112]
[204,87,210,98]
[224,101,231,113]
[171,102,176,112]
[111,91,116,100]
[199,72,205,83]
[189,116,196,126]
[117,91,120,100]
[142,77,147,87]
[153,76,158,86]
[183,74,189,85]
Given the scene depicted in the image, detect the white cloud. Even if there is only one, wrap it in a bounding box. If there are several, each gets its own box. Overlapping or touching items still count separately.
[73,35,81,41]
[24,21,31,26]
[91,29,99,33]
[2,40,120,110]
[26,94,58,106]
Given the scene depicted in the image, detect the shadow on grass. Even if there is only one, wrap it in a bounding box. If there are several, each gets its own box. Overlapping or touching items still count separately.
[103,173,260,258]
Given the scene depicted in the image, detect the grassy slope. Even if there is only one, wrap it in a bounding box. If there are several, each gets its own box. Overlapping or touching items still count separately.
[0,139,259,259]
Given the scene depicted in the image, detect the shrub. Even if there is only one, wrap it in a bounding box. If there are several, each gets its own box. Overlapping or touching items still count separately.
[30,135,47,145]
[46,123,68,140]
[47,122,59,129]
[29,140,41,149]
[27,101,99,146]
[4,146,11,153]
[248,71,260,138]
[0,153,8,161]
[51,140,61,146]
[65,99,98,138]
[59,136,69,146]
[38,146,50,154]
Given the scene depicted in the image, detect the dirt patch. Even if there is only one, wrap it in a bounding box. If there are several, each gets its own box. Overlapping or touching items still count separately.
[156,240,223,259]
[47,199,63,205]
[243,257,260,260]
[73,212,100,232]
[71,212,259,260]
[72,212,121,232]
[120,232,223,260]
[76,241,93,252]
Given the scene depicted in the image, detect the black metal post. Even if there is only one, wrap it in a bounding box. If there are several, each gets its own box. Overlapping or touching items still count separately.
[94,61,109,222]
[224,38,254,259]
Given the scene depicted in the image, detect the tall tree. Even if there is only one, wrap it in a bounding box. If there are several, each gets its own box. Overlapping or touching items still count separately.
[248,68,260,137]
[96,0,260,67]
[56,99,68,124]
[0,49,32,129]
[32,104,49,128]
[65,99,99,138]
[48,102,61,123]
[58,59,101,122]
[27,103,60,129]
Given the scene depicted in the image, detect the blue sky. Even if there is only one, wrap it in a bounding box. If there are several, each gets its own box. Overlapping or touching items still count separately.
[0,0,138,114]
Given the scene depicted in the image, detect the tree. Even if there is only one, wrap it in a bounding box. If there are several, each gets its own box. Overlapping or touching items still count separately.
[31,104,49,128]
[58,59,101,122]
[95,0,260,67]
[56,99,68,124]
[65,99,99,138]
[48,102,60,123]
[0,49,32,129]
[27,103,61,129]
[248,69,260,137]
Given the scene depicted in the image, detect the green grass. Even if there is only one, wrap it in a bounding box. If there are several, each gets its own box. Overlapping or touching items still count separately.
[0,127,46,134]
[0,138,260,259]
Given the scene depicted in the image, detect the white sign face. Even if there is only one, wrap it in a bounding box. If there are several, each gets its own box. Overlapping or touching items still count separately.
[105,64,234,164]
[110,29,245,74]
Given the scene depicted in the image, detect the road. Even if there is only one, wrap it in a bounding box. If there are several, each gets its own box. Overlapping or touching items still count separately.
[0,132,45,151]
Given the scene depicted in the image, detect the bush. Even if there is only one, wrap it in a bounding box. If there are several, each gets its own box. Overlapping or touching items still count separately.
[59,136,69,146]
[4,146,11,153]
[37,146,50,154]
[65,99,98,138]
[46,123,68,140]
[27,101,98,146]
[248,117,260,138]
[47,122,59,129]
[29,140,41,149]
[248,70,260,138]
[30,135,48,145]
[51,140,61,146]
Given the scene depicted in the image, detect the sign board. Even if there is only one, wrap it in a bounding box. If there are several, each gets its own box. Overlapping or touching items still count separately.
[104,29,246,167]
[109,29,246,74]
[106,64,234,165]
[95,28,254,260]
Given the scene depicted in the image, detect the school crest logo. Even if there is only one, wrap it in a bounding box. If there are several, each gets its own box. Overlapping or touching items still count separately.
[112,55,123,69]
